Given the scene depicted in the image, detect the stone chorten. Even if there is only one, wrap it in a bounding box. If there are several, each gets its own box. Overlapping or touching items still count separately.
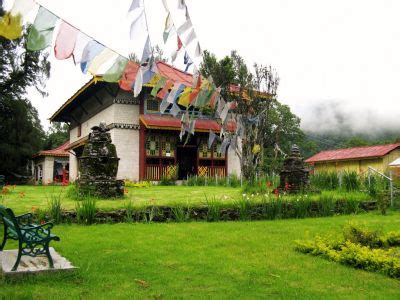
[279,144,309,193]
[78,122,124,197]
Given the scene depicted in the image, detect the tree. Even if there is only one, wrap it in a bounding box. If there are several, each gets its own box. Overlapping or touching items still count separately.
[44,123,69,150]
[201,50,304,178]
[0,4,51,178]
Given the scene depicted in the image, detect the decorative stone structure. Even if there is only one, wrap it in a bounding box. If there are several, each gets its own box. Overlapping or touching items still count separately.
[279,144,309,193]
[78,122,124,197]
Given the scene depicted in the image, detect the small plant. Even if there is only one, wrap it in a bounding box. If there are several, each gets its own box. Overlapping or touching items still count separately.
[47,194,63,224]
[234,196,252,221]
[342,171,360,192]
[124,201,134,223]
[205,195,221,222]
[159,176,176,186]
[75,197,97,225]
[171,203,190,222]
[376,193,389,215]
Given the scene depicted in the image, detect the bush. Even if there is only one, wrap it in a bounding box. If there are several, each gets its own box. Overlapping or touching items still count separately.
[124,180,152,188]
[47,192,63,224]
[342,171,360,192]
[295,225,400,278]
[159,177,176,186]
[310,172,339,190]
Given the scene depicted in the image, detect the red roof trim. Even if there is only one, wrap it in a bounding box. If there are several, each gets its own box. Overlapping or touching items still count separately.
[140,114,236,133]
[305,143,400,163]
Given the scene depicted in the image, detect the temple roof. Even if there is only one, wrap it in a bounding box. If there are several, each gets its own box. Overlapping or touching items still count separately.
[305,143,400,163]
[32,141,70,158]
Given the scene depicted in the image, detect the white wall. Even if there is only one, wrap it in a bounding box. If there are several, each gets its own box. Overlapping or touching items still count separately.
[42,156,54,184]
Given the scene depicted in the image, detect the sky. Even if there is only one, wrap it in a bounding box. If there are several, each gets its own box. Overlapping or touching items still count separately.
[6,0,400,133]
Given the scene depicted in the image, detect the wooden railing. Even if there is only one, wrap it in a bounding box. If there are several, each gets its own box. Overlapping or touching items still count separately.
[198,166,226,177]
[145,165,177,181]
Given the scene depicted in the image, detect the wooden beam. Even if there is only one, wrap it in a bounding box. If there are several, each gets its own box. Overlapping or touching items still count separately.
[79,104,88,115]
[93,94,103,106]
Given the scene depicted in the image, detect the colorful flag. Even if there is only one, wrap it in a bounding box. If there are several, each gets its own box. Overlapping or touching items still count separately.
[142,67,155,85]
[147,73,161,86]
[189,89,200,105]
[80,40,105,73]
[160,96,170,113]
[0,13,22,40]
[167,83,185,104]
[151,77,166,97]
[0,0,35,40]
[177,87,192,107]
[88,48,116,76]
[27,7,58,51]
[119,61,139,91]
[54,21,79,60]
[157,80,173,100]
[103,56,128,82]
[72,32,92,64]
[170,102,181,117]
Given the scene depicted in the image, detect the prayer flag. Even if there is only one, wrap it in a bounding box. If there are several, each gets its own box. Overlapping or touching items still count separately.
[72,32,91,64]
[0,13,22,40]
[170,102,181,117]
[189,89,200,105]
[157,80,173,99]
[160,96,170,113]
[103,56,128,82]
[167,83,185,104]
[194,42,202,57]
[184,28,196,46]
[129,0,143,11]
[80,40,105,73]
[151,77,166,97]
[208,130,216,149]
[147,73,161,86]
[176,19,192,36]
[27,7,58,51]
[88,48,116,76]
[141,35,151,63]
[119,61,139,91]
[133,66,144,97]
[177,87,192,107]
[54,21,79,60]
[142,67,155,85]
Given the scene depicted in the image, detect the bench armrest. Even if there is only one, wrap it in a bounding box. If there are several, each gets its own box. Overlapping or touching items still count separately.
[15,213,33,224]
[22,222,54,238]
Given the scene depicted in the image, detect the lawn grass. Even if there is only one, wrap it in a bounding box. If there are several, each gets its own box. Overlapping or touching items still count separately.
[1,212,400,298]
[1,185,371,216]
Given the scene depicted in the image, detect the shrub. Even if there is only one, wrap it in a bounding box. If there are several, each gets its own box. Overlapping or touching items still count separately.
[159,176,176,186]
[124,180,152,188]
[234,196,252,221]
[310,172,339,190]
[171,203,191,222]
[342,171,360,192]
[75,197,97,225]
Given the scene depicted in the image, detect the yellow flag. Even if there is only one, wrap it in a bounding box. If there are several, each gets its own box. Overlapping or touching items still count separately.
[178,87,192,107]
[147,73,162,86]
[0,13,22,40]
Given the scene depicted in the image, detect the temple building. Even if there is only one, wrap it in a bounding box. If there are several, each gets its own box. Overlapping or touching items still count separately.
[50,61,241,182]
[31,141,70,185]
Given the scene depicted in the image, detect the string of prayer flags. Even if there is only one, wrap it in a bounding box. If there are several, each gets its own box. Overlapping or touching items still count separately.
[163,13,173,43]
[10,0,35,20]
[103,56,128,82]
[189,88,200,105]
[177,86,192,107]
[208,130,216,149]
[80,40,105,73]
[88,48,115,76]
[194,42,202,58]
[216,97,226,118]
[151,77,166,97]
[157,80,173,100]
[27,7,58,51]
[119,61,139,91]
[54,21,79,60]
[219,102,231,123]
[209,88,220,108]
[188,119,196,135]
[142,67,155,85]
[147,73,161,86]
[219,138,230,156]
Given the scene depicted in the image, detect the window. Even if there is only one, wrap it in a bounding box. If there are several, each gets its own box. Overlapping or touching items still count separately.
[77,124,82,138]
[146,97,160,113]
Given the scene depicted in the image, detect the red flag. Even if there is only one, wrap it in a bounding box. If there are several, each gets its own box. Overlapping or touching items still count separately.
[157,80,174,99]
[177,37,183,51]
[119,61,139,91]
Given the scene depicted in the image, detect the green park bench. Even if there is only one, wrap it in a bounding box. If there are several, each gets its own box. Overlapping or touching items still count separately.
[0,205,60,271]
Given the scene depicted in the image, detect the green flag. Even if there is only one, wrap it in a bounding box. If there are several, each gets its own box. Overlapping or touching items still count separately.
[103,56,128,82]
[150,77,166,97]
[27,7,58,51]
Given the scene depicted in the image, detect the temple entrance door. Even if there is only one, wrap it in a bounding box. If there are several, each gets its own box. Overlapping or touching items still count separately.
[177,146,197,179]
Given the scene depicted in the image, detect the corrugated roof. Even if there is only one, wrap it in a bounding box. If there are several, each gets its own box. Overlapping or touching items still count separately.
[305,143,400,163]
[140,114,236,133]
[33,141,70,158]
